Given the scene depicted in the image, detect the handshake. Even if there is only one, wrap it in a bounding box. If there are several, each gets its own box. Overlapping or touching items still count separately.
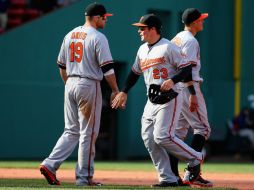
[111,91,128,109]
[110,82,177,109]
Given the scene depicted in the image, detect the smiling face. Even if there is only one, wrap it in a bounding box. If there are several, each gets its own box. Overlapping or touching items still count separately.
[138,26,155,42]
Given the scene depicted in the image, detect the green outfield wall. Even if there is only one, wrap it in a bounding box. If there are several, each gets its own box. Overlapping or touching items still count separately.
[0,0,253,160]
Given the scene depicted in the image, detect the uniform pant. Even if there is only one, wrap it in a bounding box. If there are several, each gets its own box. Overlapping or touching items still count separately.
[175,82,211,140]
[41,77,102,185]
[141,95,203,183]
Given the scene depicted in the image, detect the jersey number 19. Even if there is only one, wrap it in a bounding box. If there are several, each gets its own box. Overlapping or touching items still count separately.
[69,42,83,63]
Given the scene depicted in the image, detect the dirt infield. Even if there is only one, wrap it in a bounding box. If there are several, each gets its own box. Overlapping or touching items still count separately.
[0,168,254,189]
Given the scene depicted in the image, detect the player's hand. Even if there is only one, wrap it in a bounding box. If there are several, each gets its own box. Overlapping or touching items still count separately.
[110,90,119,105]
[160,79,174,92]
[189,94,198,112]
[111,92,127,109]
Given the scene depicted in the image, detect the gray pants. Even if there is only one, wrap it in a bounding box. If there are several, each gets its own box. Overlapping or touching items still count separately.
[175,82,211,140]
[141,96,203,183]
[41,77,102,185]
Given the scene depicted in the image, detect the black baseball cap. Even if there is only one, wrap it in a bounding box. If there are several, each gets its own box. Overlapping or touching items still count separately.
[182,8,208,25]
[132,14,162,30]
[85,2,113,17]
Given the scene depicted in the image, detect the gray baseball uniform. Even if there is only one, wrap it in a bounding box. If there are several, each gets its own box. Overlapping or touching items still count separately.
[172,31,211,140]
[132,38,203,183]
[41,25,113,185]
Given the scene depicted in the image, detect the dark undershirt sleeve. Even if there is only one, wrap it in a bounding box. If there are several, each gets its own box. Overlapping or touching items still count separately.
[172,64,196,95]
[58,64,66,70]
[101,63,114,73]
[122,70,141,93]
[171,64,192,84]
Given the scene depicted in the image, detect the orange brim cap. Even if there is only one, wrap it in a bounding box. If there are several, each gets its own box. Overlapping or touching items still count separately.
[198,13,208,21]
[104,13,113,17]
[132,23,148,27]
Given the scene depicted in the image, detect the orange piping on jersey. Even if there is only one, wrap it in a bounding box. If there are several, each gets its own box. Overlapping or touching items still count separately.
[196,110,210,139]
[100,60,114,67]
[140,56,166,71]
[168,97,202,161]
[195,89,210,139]
[57,60,66,68]
[178,62,191,69]
[57,60,65,64]
[88,82,98,177]
[168,97,177,135]
[189,61,197,66]
[172,138,202,161]
[131,67,142,75]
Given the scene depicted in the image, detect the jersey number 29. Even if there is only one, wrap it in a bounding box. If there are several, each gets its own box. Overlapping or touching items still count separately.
[69,42,83,63]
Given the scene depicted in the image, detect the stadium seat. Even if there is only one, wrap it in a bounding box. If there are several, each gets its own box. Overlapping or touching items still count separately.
[7,18,23,29]
[0,28,5,34]
[7,8,25,19]
[10,0,27,9]
[24,9,41,21]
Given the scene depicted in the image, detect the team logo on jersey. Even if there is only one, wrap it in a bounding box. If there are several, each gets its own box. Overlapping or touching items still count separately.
[140,56,166,71]
[171,37,182,47]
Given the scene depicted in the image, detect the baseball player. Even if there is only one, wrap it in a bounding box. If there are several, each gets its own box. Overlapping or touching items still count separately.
[39,2,119,186]
[169,8,212,187]
[112,14,203,187]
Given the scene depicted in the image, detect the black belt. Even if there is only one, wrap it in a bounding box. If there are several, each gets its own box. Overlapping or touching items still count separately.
[68,75,87,78]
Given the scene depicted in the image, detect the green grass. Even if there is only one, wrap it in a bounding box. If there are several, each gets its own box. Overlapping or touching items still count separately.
[0,161,253,173]
[0,179,236,190]
[0,161,246,190]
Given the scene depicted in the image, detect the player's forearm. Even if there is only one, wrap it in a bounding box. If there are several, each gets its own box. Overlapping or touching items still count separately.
[59,68,68,84]
[104,73,119,92]
[102,63,119,92]
[180,66,196,95]
[122,70,140,93]
[171,64,192,84]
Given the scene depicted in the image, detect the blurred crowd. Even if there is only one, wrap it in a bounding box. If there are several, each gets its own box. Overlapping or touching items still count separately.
[227,107,254,159]
[232,107,254,148]
[29,0,80,12]
[0,0,9,31]
[0,0,80,34]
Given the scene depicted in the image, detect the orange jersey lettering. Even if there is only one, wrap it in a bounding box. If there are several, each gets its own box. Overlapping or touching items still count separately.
[71,32,87,40]
[140,57,166,71]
